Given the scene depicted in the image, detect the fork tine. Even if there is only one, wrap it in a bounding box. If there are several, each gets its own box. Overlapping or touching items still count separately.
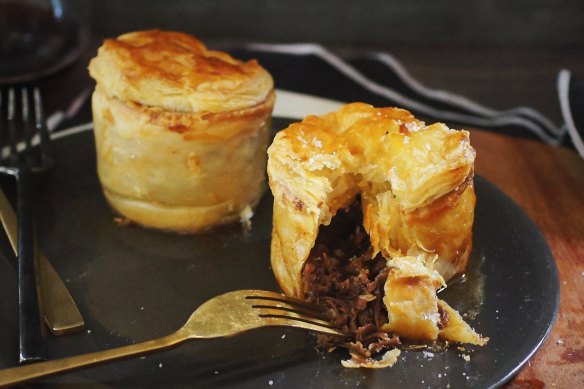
[0,89,10,163]
[260,315,342,336]
[245,290,329,313]
[0,87,52,169]
[20,88,35,166]
[255,308,343,336]
[251,302,330,319]
[244,291,342,335]
[246,296,332,322]
[33,88,53,169]
[254,305,337,329]
[7,88,19,167]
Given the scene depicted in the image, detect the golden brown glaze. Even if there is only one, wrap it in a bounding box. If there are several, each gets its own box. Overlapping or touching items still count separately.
[88,29,273,113]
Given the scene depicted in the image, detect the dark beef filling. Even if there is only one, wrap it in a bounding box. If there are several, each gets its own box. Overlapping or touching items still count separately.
[437,303,449,330]
[301,199,401,361]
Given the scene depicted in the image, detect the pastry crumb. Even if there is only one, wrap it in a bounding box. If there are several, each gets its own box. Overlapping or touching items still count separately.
[461,354,471,362]
[114,216,131,227]
[422,351,435,359]
[341,349,401,369]
[239,204,254,230]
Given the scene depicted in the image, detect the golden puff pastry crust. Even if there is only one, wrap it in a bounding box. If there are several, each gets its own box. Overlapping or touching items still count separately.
[267,102,476,296]
[88,29,274,114]
[89,31,275,232]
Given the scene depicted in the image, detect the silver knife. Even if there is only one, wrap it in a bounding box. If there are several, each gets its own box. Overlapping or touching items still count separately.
[0,188,84,335]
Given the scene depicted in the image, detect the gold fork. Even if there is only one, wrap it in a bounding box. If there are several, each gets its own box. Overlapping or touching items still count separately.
[0,289,342,387]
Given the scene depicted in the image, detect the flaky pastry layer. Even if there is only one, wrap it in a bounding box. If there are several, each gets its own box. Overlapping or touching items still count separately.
[88,30,274,113]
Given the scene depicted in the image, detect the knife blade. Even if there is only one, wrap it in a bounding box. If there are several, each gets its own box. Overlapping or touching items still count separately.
[0,188,84,335]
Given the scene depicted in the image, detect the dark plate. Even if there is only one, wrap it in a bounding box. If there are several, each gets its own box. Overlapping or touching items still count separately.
[0,118,559,388]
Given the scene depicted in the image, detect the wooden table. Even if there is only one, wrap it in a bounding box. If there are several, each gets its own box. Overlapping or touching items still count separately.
[471,130,584,388]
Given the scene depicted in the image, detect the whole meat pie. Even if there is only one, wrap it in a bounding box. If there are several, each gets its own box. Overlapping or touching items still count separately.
[267,103,487,368]
[89,30,274,232]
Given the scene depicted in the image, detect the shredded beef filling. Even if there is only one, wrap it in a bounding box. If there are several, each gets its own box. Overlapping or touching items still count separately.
[301,199,401,361]
[437,303,449,330]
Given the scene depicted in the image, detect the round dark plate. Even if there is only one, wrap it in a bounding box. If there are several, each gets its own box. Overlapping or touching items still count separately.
[0,119,559,388]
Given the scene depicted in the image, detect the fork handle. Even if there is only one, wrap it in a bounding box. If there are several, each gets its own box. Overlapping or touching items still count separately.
[0,330,187,387]
[17,170,47,363]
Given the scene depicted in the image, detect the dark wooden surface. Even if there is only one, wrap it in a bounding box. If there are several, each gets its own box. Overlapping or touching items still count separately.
[7,1,584,386]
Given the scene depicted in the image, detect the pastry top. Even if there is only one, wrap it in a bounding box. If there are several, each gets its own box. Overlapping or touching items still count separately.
[269,102,475,214]
[88,29,274,113]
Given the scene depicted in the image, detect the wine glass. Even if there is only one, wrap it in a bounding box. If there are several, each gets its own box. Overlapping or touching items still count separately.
[0,0,86,84]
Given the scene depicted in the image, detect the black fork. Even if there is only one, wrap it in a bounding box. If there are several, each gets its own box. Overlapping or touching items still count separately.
[0,87,53,364]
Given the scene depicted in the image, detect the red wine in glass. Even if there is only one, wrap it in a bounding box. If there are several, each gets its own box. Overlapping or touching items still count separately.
[0,0,84,84]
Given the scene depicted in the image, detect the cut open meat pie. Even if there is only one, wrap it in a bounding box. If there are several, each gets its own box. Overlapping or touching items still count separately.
[267,103,487,367]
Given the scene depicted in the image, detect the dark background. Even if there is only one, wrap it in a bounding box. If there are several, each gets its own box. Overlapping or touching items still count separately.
[61,0,584,126]
[83,0,584,46]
